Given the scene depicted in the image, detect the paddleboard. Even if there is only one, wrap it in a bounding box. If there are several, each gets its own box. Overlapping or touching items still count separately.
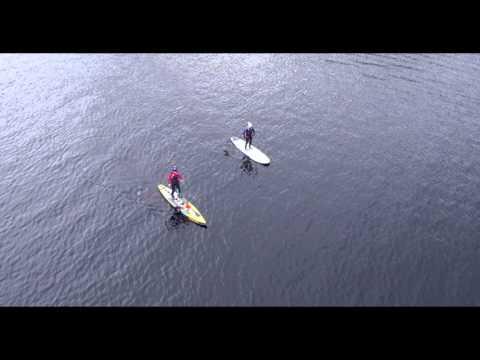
[230,136,270,165]
[157,184,207,226]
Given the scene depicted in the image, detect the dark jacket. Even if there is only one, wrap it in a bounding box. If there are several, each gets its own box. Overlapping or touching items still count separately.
[243,127,255,139]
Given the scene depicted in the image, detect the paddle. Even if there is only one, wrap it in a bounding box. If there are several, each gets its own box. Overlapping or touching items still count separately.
[179,180,185,202]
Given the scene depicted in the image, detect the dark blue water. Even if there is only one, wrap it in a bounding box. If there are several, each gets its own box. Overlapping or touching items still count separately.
[2,54,480,305]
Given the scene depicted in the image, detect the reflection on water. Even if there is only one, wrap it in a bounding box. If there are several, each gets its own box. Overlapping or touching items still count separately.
[240,156,258,175]
[165,210,188,230]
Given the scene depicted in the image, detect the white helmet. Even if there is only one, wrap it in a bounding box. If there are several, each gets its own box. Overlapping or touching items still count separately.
[247,122,253,128]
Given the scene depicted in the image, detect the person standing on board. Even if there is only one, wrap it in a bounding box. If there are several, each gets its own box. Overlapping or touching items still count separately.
[243,122,256,150]
[168,165,184,200]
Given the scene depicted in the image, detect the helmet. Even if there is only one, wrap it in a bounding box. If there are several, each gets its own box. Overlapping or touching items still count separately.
[247,122,253,128]
[172,165,177,171]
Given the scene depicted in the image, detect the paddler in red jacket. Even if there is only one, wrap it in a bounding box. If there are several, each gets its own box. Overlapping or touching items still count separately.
[167,165,184,200]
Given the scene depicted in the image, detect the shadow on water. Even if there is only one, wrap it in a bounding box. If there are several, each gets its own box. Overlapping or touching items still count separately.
[165,209,189,230]
[240,156,258,175]
[165,208,208,230]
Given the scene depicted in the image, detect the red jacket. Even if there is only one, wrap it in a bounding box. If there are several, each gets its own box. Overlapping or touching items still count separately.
[168,170,183,185]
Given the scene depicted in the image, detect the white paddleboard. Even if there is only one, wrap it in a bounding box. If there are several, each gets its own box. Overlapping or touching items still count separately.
[230,136,270,165]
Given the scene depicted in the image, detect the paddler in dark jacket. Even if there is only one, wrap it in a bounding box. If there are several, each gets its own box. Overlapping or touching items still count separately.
[242,122,255,150]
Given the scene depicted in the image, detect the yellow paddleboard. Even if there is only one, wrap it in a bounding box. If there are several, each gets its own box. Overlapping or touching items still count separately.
[157,184,207,226]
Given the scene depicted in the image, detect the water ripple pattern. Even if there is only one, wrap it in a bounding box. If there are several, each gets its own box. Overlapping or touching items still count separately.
[1,54,480,305]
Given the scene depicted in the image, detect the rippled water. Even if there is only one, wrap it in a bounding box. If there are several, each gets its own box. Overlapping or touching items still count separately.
[2,53,480,305]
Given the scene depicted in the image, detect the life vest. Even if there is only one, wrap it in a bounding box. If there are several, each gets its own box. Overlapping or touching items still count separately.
[169,170,182,184]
